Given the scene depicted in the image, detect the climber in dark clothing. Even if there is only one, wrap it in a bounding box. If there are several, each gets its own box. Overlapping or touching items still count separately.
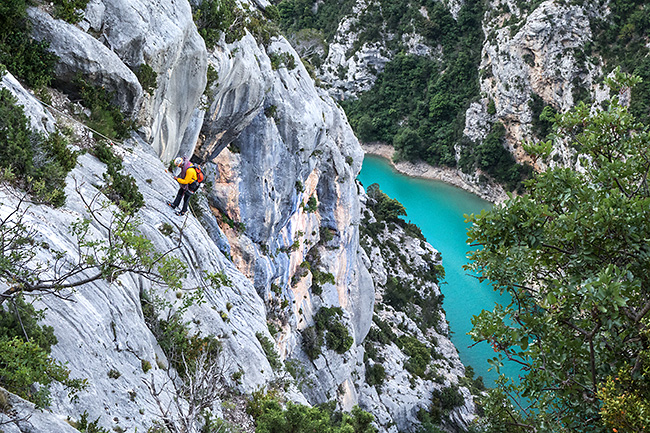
[167,156,199,216]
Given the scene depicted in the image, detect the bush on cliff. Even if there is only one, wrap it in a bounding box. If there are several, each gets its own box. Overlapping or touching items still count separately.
[467,70,650,432]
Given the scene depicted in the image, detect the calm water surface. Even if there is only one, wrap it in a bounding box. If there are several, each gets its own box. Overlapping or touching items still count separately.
[358,155,517,384]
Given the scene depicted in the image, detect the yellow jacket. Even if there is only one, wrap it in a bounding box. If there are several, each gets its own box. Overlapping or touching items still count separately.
[176,166,197,185]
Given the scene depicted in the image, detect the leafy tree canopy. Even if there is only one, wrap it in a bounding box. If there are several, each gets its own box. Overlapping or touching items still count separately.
[466,69,650,432]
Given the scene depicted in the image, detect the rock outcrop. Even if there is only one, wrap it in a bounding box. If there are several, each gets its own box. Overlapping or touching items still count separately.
[29,0,207,162]
[465,0,604,164]
[356,193,477,432]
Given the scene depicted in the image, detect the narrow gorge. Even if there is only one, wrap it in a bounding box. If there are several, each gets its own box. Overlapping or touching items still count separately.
[0,0,647,432]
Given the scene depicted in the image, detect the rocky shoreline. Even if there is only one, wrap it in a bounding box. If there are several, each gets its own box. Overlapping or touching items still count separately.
[361,143,508,204]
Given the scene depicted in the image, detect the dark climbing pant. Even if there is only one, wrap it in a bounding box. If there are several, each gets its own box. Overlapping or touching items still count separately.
[172,187,192,213]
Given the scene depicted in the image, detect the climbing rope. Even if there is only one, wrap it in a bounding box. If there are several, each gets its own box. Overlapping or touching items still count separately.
[32,90,202,220]
[32,92,127,147]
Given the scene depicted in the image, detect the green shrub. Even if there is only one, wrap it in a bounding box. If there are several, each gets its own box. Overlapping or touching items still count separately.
[0,0,58,89]
[397,335,431,378]
[324,319,353,354]
[75,76,135,140]
[0,337,85,407]
[256,332,282,370]
[365,363,386,387]
[301,325,322,360]
[0,296,85,409]
[269,51,296,70]
[0,296,57,352]
[192,0,239,49]
[424,386,465,424]
[205,64,219,98]
[487,99,496,115]
[0,89,78,206]
[248,393,377,433]
[135,63,157,95]
[305,195,318,213]
[141,291,221,378]
[474,122,532,192]
[529,93,556,139]
[303,307,353,359]
[92,141,144,213]
[72,411,111,433]
[52,0,90,24]
[141,359,152,373]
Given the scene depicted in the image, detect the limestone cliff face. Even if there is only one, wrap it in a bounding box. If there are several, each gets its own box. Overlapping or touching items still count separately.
[464,0,605,166]
[2,70,276,433]
[28,0,206,162]
[356,195,477,432]
[197,29,377,410]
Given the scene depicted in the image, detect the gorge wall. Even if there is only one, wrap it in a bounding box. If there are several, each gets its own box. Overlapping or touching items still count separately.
[0,0,482,432]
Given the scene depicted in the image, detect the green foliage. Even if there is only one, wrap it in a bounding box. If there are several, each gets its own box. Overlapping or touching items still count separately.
[366,315,397,345]
[51,0,90,24]
[92,141,144,213]
[73,411,110,433]
[303,307,353,359]
[466,71,650,432]
[75,76,135,140]
[590,0,650,123]
[0,295,84,407]
[256,332,282,370]
[193,0,279,47]
[205,64,219,97]
[269,51,296,70]
[249,392,377,433]
[365,363,386,387]
[0,337,85,407]
[342,0,485,169]
[265,104,278,119]
[192,0,238,49]
[276,0,356,44]
[598,338,650,433]
[316,307,353,354]
[528,93,557,139]
[0,0,58,89]
[365,183,406,223]
[397,335,431,378]
[141,291,221,379]
[135,63,158,95]
[487,99,496,116]
[0,89,78,206]
[305,195,318,213]
[418,386,464,426]
[382,277,443,332]
[0,296,57,353]
[141,359,152,373]
[473,122,532,192]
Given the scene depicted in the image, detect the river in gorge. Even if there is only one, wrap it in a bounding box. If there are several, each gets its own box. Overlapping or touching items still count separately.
[358,154,519,385]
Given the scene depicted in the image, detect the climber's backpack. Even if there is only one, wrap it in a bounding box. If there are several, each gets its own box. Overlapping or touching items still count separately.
[193,164,205,183]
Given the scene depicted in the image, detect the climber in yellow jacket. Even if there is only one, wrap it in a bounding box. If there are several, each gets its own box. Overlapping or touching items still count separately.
[167,157,199,216]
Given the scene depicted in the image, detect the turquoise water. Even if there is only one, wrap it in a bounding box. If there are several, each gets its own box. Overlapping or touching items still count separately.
[358,155,516,384]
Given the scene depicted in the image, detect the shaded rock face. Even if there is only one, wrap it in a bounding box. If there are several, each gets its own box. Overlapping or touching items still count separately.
[29,0,207,162]
[0,76,277,429]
